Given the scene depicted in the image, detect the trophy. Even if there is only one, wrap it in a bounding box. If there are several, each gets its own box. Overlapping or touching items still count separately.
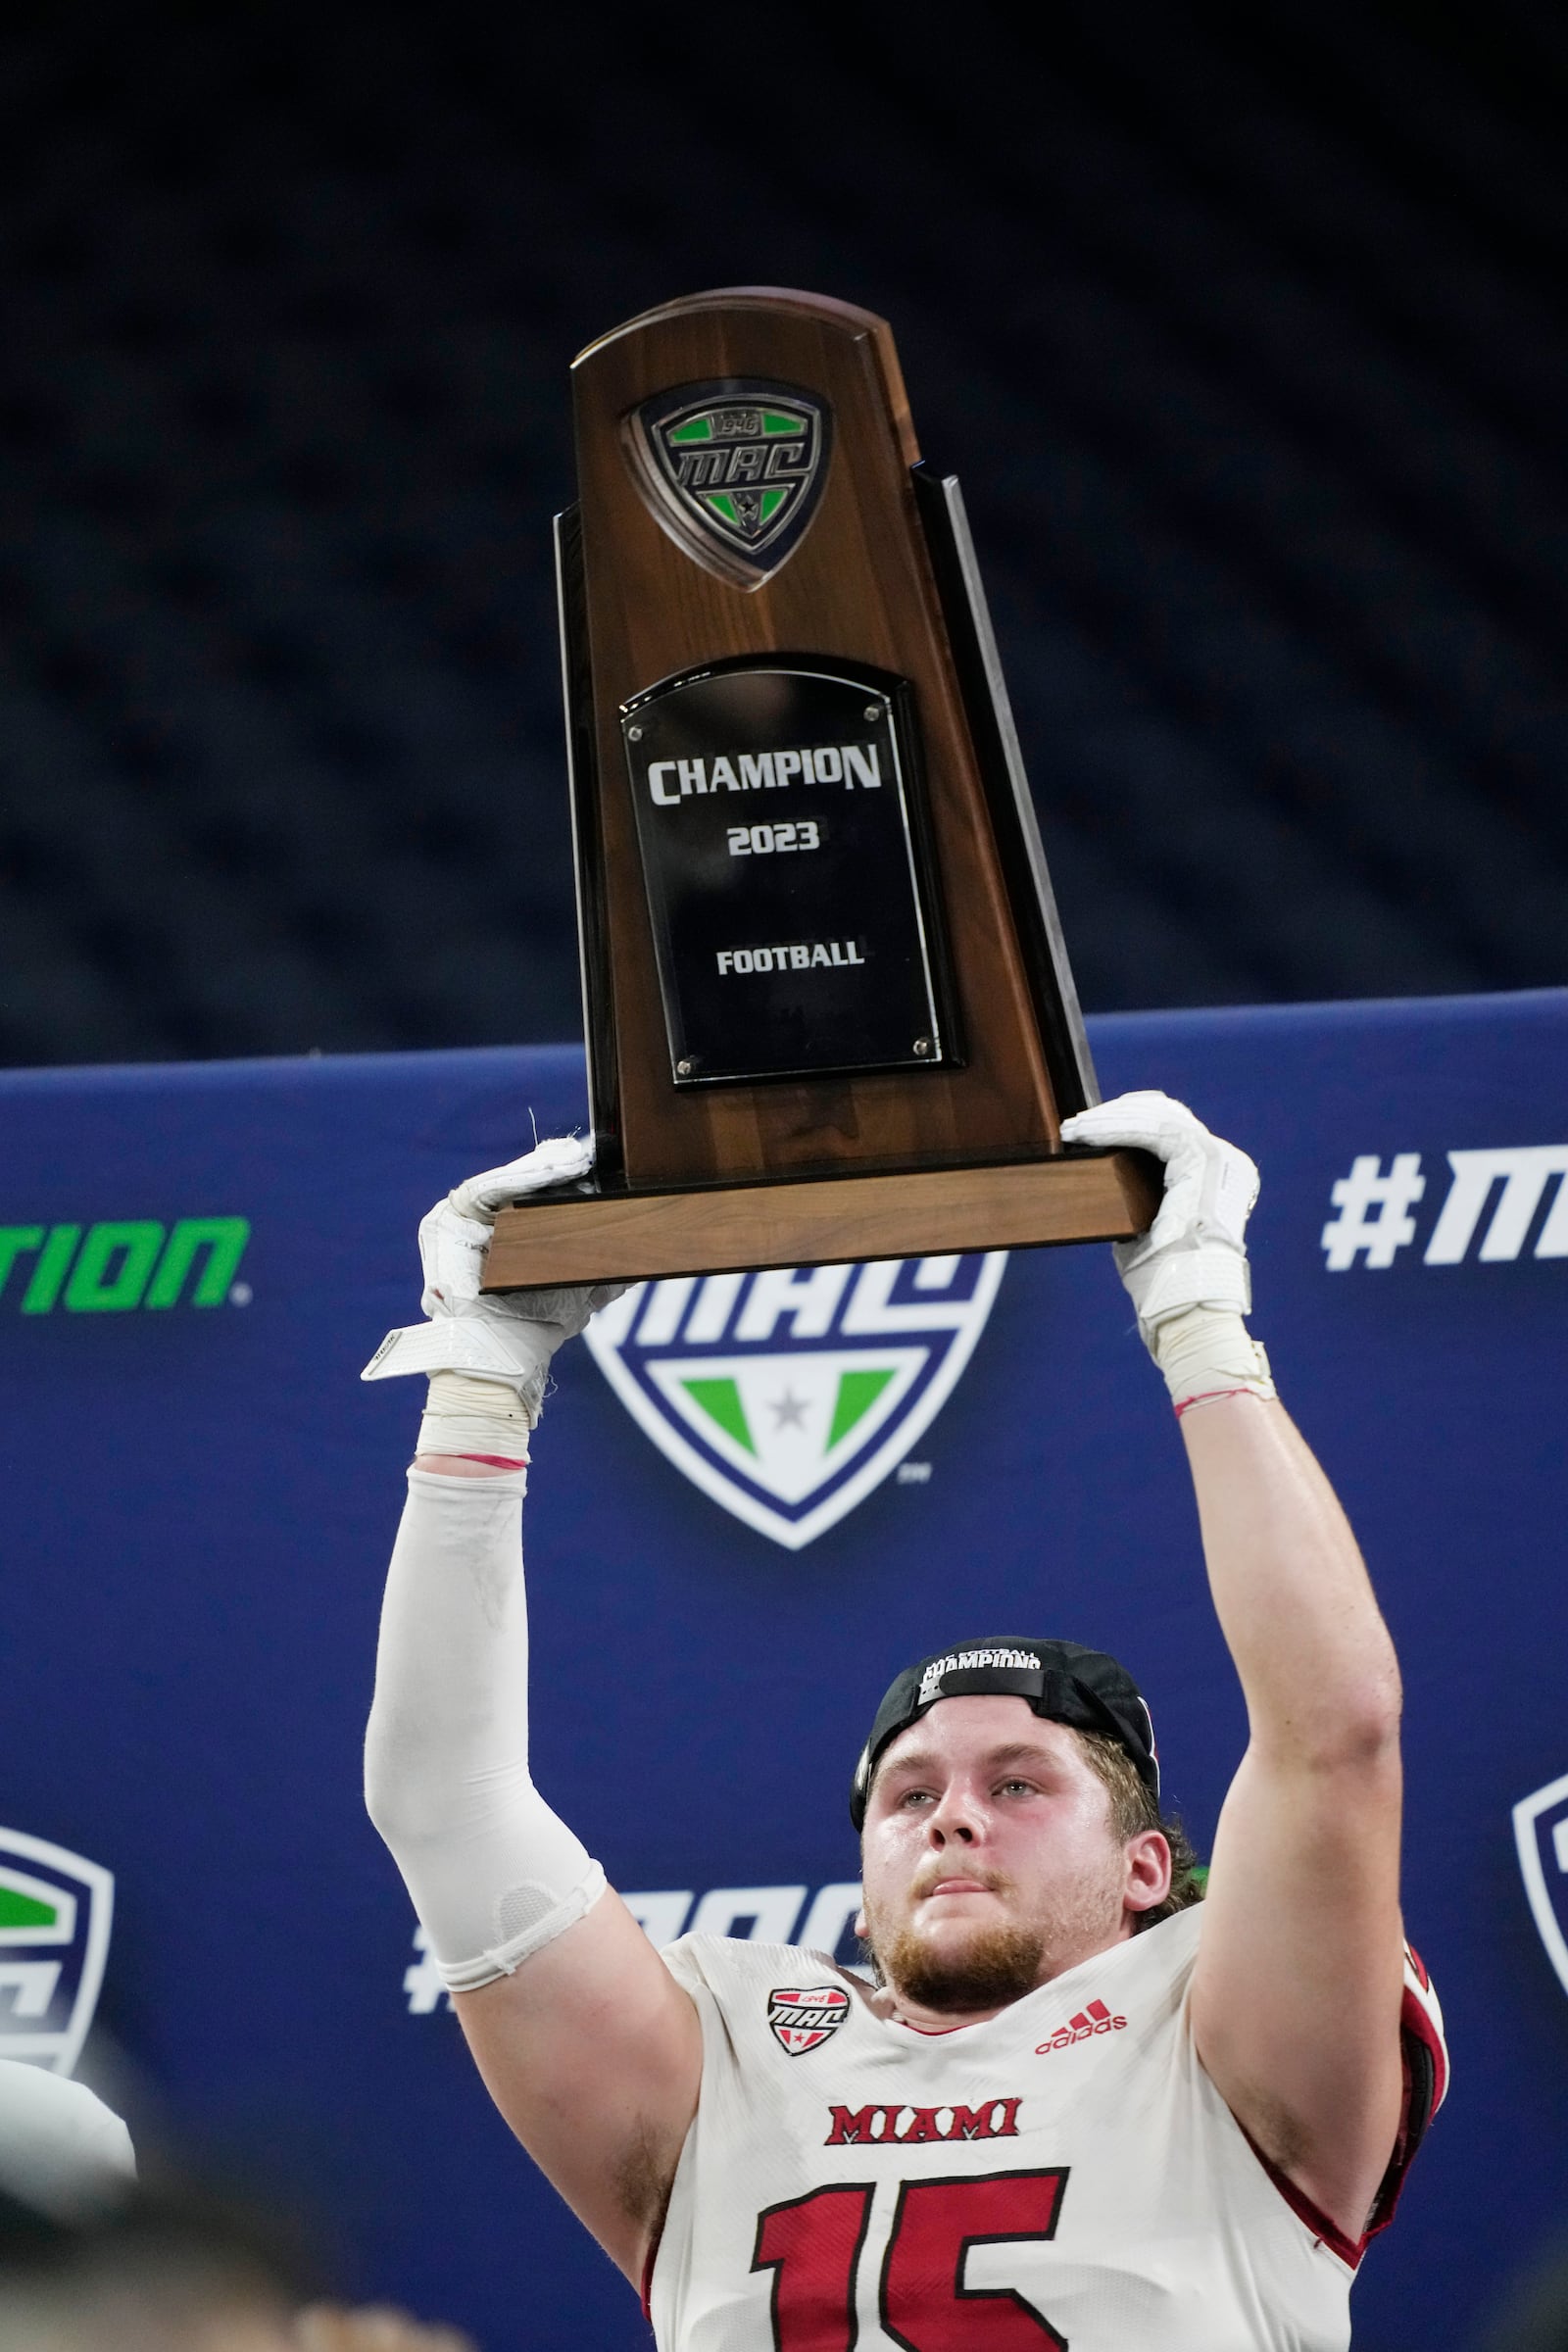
[484,289,1157,1291]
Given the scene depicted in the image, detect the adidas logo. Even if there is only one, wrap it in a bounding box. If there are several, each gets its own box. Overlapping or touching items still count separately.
[1035,1996,1126,2055]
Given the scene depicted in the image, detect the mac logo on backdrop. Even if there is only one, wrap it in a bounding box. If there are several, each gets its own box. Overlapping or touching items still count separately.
[583,1255,1006,1549]
[1515,1773,1568,2003]
[0,1829,114,2075]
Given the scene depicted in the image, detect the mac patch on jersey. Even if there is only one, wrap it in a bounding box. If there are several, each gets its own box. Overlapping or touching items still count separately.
[584,1254,1005,1549]
[0,1828,115,2075]
[768,1985,850,2054]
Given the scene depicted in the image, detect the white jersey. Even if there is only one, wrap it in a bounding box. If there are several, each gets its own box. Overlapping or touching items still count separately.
[649,1907,1446,2352]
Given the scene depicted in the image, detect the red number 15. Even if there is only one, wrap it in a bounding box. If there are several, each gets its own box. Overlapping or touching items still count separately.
[752,2169,1071,2350]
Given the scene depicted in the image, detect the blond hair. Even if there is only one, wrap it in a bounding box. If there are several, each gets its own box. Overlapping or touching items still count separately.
[1074,1729,1205,1930]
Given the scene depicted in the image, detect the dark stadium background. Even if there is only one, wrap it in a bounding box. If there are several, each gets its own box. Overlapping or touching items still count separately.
[4,6,1567,2348]
[3,0,1566,1072]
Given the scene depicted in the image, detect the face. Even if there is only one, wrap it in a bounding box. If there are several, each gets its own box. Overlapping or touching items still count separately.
[857,1695,1170,2017]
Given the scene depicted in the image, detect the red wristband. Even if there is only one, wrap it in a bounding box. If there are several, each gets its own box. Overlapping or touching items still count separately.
[454,1452,529,1469]
[1173,1387,1257,1420]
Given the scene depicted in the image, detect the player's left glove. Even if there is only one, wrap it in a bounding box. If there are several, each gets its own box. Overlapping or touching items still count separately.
[1060,1090,1276,1414]
[362,1135,626,1453]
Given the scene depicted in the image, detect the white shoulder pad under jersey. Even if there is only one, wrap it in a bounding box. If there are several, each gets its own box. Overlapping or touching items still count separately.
[648,1908,1446,2352]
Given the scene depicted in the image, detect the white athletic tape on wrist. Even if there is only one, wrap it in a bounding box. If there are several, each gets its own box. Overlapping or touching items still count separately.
[416,1371,536,1463]
[1152,1304,1276,1410]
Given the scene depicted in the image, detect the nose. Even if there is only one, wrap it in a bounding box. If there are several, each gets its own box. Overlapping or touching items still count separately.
[924,1778,984,1847]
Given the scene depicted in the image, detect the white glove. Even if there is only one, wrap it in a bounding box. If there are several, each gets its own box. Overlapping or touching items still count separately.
[1060,1091,1275,1410]
[361,1135,625,1437]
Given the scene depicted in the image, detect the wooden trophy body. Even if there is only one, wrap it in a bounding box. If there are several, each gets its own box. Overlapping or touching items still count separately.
[485,289,1155,1291]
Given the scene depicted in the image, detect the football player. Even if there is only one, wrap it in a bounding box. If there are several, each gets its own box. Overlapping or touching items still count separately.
[363,1093,1446,2351]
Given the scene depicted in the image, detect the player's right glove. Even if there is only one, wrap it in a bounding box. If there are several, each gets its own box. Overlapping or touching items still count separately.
[362,1135,625,1456]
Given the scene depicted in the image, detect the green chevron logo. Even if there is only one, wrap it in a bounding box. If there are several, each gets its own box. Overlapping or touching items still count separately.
[675,1364,901,1460]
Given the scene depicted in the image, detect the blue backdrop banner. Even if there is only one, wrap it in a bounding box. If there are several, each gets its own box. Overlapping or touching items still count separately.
[2,988,1565,2351]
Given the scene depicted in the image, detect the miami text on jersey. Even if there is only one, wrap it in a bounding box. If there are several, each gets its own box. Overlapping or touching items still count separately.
[825,2096,1023,2145]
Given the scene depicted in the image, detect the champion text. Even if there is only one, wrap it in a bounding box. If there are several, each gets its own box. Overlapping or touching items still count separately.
[645,744,882,805]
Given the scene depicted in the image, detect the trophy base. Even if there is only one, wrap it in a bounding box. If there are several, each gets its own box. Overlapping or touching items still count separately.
[482,1150,1159,1291]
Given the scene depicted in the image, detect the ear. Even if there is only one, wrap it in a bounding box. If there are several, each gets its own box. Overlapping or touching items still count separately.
[853,1908,867,1941]
[1122,1829,1173,1916]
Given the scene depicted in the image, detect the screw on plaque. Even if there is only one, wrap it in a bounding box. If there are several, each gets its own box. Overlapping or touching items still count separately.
[863,705,881,722]
[912,1038,933,1056]
[675,1058,694,1077]
[627,723,644,741]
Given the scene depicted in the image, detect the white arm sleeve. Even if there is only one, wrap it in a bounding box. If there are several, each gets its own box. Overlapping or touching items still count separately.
[364,1466,605,1993]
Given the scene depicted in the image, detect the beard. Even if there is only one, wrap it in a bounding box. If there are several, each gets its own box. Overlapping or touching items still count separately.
[871,1914,1049,2014]
[863,1856,1128,2016]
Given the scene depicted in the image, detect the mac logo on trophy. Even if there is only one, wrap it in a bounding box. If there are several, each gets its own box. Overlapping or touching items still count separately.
[625,380,831,583]
[481,287,1157,1295]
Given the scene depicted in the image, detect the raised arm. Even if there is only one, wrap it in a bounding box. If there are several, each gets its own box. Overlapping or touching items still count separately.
[1178,1393,1402,2237]
[1061,1096,1404,2246]
[361,1145,701,2282]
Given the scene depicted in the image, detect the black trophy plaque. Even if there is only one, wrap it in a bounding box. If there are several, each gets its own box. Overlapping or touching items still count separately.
[623,662,954,1087]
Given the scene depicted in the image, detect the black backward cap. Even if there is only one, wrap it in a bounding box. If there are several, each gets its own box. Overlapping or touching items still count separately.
[850,1636,1158,1829]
